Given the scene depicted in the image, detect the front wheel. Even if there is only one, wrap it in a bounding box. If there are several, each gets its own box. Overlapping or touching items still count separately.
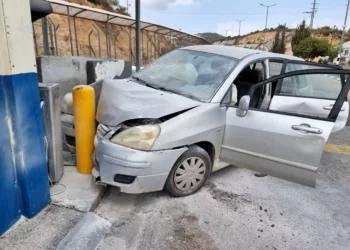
[165,146,212,197]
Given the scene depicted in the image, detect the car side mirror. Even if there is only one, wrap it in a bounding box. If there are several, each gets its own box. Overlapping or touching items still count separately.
[236,95,250,117]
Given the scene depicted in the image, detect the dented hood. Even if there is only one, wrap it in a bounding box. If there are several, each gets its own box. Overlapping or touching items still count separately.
[96,79,200,126]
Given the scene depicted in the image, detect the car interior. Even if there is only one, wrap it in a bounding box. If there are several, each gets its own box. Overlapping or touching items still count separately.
[233,62,265,108]
[195,58,233,86]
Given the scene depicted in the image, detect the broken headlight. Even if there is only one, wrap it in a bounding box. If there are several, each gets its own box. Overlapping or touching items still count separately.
[109,125,160,150]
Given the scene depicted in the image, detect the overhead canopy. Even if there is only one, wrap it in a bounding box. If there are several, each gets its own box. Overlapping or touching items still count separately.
[46,0,210,44]
[31,0,53,22]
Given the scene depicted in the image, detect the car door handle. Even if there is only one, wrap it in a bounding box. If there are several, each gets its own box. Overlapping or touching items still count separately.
[323,104,345,111]
[292,124,323,134]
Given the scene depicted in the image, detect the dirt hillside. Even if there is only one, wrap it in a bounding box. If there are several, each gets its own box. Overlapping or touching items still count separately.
[214,29,341,56]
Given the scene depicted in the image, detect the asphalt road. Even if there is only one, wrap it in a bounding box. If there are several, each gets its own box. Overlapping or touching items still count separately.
[95,125,350,250]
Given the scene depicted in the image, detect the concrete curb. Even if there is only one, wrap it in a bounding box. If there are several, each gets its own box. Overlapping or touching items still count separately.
[51,166,108,213]
[89,186,110,212]
[56,212,111,250]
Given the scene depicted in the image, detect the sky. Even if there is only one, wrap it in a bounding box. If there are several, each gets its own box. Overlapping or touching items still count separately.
[119,0,350,36]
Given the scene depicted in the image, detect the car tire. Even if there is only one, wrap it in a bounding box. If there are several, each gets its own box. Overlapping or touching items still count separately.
[165,145,212,197]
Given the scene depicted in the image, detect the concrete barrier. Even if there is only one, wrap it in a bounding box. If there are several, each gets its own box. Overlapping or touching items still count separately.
[86,60,132,84]
[36,56,132,97]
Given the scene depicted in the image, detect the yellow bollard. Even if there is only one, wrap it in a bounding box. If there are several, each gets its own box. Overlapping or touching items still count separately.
[72,85,96,174]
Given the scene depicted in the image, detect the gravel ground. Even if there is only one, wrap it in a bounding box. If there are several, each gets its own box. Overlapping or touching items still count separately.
[0,205,83,250]
[95,127,350,250]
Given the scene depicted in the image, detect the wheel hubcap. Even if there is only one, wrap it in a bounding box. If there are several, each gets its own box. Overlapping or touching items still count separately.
[174,157,206,191]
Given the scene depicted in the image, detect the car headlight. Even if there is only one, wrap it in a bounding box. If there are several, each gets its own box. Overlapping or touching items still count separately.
[109,125,160,150]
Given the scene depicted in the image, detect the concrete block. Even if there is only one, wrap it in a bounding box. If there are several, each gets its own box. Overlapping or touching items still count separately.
[36,56,108,97]
[51,166,108,212]
[36,56,131,98]
[86,60,132,84]
[56,212,111,250]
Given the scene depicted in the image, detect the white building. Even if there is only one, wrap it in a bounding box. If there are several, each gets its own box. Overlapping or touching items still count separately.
[334,41,350,64]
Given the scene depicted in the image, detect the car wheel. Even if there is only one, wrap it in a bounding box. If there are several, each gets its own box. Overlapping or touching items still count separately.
[165,145,212,197]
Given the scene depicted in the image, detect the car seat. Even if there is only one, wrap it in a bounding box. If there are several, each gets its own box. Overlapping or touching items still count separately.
[234,67,263,108]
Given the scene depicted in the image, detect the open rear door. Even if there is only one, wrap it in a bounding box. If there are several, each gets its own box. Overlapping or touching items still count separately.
[220,68,350,187]
[269,60,349,132]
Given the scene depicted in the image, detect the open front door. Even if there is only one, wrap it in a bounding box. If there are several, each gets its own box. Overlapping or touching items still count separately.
[220,69,350,187]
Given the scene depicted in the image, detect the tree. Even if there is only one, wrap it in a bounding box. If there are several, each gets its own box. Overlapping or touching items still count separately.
[291,20,311,51]
[270,29,281,53]
[327,46,339,61]
[108,0,119,4]
[279,24,286,53]
[88,0,129,16]
[293,37,330,59]
[270,24,286,54]
[115,5,130,16]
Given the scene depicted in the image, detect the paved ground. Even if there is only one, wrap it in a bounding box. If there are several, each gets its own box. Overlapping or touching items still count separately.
[95,126,350,250]
[0,206,83,250]
[1,116,349,250]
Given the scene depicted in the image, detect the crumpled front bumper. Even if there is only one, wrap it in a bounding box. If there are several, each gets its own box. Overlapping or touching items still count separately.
[93,136,187,194]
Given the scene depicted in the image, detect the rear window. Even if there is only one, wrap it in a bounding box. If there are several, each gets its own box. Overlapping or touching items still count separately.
[278,63,342,100]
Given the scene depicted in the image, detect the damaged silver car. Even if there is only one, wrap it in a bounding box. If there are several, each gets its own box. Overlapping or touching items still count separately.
[93,45,350,196]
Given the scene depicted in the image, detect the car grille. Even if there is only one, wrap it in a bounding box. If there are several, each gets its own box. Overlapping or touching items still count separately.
[96,124,111,142]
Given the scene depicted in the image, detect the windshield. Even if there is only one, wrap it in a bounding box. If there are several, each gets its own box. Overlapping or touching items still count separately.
[134,49,238,101]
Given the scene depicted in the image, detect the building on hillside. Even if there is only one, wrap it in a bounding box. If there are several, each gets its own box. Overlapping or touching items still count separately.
[333,41,350,64]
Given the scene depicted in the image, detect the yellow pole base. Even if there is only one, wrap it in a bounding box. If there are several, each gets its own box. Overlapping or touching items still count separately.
[73,85,96,174]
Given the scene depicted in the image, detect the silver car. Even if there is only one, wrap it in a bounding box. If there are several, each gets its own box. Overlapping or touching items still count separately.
[93,45,350,196]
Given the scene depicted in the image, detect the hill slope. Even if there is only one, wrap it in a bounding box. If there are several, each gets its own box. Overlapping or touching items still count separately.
[196,32,226,42]
[213,28,342,55]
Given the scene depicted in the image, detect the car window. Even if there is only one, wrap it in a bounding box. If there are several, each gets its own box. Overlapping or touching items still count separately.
[135,49,238,101]
[279,63,342,100]
[269,61,283,77]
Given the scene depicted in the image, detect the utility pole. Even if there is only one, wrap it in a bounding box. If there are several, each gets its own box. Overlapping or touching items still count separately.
[237,19,245,36]
[339,0,350,58]
[309,0,317,29]
[225,29,230,36]
[127,0,131,13]
[304,0,318,29]
[260,3,276,50]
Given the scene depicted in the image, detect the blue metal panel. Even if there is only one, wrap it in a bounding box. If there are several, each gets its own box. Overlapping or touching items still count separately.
[0,72,50,235]
[0,77,20,236]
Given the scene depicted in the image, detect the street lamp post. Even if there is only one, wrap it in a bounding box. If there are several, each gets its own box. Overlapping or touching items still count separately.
[260,3,276,50]
[135,0,140,71]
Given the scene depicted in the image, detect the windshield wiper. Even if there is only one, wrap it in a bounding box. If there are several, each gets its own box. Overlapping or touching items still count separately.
[132,76,201,101]
[132,76,147,84]
[158,87,202,102]
[131,76,159,90]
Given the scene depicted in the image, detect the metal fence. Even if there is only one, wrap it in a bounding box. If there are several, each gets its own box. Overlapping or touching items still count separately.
[34,0,210,65]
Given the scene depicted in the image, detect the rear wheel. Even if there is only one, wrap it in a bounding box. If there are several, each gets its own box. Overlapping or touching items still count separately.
[165,145,212,197]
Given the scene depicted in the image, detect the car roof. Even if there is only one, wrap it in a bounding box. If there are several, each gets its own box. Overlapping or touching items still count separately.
[181,45,301,61]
